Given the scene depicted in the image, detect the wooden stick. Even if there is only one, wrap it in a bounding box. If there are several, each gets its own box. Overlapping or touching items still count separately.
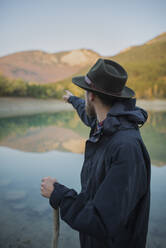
[52,208,60,248]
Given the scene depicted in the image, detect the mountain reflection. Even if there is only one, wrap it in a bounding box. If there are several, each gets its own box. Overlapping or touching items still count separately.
[0,111,165,166]
[0,112,88,154]
[140,111,166,166]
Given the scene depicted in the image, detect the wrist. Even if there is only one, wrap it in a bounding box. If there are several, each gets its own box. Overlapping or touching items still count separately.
[49,182,70,209]
[67,95,73,103]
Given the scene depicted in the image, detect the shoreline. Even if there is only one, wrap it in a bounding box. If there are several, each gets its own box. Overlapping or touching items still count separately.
[0,97,166,118]
[0,97,73,118]
[137,99,166,112]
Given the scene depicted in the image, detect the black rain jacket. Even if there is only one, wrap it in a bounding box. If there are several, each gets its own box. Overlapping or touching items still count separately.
[49,96,151,248]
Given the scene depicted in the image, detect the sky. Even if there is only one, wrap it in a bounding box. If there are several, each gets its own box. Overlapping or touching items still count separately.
[0,0,166,57]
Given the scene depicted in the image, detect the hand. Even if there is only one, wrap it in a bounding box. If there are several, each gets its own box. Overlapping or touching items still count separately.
[63,90,73,102]
[41,176,58,198]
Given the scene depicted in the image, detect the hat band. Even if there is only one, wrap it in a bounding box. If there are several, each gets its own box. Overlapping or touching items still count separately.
[84,75,122,97]
[85,76,92,85]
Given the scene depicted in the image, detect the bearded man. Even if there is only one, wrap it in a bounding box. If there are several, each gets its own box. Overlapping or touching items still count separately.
[41,59,151,248]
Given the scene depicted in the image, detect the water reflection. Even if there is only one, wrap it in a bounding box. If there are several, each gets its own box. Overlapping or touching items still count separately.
[0,147,82,248]
[0,111,166,166]
[0,112,88,154]
[140,111,166,166]
[0,147,166,248]
[0,110,166,247]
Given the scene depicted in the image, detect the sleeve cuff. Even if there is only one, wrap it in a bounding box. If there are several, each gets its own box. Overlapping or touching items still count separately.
[68,95,77,103]
[49,182,70,209]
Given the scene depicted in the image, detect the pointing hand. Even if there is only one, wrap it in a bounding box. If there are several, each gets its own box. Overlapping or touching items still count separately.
[63,90,73,102]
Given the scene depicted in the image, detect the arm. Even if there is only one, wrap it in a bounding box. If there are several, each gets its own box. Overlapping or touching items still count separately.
[49,142,147,239]
[63,90,96,128]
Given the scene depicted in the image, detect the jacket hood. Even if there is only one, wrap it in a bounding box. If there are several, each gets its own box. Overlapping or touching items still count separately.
[103,98,148,135]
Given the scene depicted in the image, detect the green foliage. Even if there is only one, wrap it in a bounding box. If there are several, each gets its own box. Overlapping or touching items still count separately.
[0,75,28,96]
[0,75,9,96]
[0,111,89,141]
[0,73,85,99]
[27,83,46,98]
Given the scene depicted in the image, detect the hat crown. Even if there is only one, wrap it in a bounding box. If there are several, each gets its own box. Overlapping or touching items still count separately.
[72,58,135,99]
[87,59,128,93]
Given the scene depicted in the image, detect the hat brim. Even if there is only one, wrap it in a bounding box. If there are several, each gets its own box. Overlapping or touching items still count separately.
[72,76,135,99]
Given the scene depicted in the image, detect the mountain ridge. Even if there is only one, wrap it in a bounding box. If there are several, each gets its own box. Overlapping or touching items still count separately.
[0,49,99,83]
[0,32,166,99]
[0,32,165,84]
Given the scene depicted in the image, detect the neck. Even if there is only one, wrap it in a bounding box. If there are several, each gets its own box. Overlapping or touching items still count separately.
[95,105,111,122]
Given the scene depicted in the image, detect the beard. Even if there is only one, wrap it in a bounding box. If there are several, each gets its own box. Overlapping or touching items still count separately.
[85,98,96,118]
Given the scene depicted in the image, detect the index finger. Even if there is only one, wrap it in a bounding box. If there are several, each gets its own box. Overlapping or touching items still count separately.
[65,90,71,94]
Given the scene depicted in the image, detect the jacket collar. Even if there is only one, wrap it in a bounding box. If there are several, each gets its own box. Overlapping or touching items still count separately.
[88,98,148,143]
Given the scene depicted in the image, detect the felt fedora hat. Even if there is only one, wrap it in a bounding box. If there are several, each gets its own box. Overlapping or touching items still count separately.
[72,58,135,98]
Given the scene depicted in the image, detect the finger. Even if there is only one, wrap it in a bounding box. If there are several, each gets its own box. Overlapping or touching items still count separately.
[65,90,71,95]
[41,186,46,193]
[40,187,44,194]
[41,182,45,188]
[40,187,47,197]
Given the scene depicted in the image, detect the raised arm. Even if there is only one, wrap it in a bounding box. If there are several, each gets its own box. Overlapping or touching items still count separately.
[63,90,96,128]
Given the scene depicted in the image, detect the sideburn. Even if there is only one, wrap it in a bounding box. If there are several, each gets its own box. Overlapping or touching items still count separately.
[86,94,96,118]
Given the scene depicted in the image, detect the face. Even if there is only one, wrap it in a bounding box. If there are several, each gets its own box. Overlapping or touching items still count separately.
[85,91,96,118]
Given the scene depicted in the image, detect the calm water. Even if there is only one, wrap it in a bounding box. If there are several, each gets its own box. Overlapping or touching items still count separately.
[0,110,166,247]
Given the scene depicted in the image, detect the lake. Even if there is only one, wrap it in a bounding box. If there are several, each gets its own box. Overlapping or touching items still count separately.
[0,110,166,247]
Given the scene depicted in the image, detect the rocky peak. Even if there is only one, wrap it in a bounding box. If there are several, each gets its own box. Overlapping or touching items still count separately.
[60,49,99,66]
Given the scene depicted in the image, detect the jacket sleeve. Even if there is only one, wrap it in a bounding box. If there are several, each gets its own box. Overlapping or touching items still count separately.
[68,96,96,128]
[49,141,147,239]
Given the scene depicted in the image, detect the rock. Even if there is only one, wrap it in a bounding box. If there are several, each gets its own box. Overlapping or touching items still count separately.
[60,49,98,66]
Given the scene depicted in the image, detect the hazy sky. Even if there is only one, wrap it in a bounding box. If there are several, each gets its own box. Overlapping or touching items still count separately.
[0,0,166,57]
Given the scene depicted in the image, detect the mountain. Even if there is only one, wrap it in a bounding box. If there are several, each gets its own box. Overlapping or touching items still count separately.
[0,32,166,99]
[0,49,99,83]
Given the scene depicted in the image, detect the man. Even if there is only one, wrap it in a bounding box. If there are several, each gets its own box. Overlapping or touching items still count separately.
[41,59,151,248]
